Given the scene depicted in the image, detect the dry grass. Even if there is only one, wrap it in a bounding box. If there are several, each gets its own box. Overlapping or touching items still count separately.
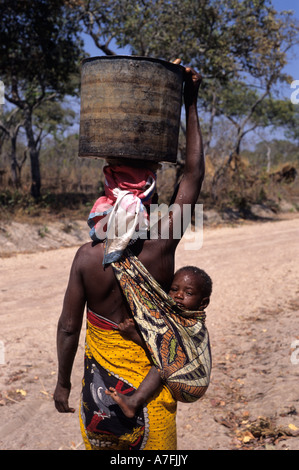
[0,154,298,225]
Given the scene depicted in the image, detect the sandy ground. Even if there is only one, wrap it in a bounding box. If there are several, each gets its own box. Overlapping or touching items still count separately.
[0,214,299,451]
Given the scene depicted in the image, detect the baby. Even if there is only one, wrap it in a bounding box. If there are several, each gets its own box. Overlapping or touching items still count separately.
[105,266,212,417]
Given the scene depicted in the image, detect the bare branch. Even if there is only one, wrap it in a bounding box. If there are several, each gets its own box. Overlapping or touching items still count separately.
[90,31,116,55]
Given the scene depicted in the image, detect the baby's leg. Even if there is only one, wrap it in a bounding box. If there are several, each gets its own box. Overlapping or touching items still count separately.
[105,387,137,418]
[105,366,162,418]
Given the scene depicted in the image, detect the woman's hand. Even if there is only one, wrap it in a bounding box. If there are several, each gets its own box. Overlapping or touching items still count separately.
[184,67,202,106]
[54,382,75,413]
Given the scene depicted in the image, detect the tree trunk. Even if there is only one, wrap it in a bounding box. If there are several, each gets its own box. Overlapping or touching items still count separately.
[24,108,41,199]
[10,134,21,188]
[29,148,41,198]
[234,130,242,156]
[266,145,271,173]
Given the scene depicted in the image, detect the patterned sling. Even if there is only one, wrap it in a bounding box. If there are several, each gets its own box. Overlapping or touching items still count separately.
[112,251,212,403]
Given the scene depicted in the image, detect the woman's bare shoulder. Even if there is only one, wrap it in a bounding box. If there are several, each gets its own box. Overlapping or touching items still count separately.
[74,241,104,265]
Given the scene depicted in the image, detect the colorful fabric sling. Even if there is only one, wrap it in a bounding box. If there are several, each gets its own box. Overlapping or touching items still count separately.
[112,251,212,403]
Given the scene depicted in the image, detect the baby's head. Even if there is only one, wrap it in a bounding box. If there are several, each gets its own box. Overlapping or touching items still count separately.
[169,266,212,311]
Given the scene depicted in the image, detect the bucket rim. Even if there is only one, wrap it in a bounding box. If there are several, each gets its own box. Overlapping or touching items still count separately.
[81,55,185,72]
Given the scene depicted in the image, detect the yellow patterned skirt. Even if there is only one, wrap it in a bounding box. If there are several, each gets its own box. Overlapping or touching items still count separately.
[79,309,177,450]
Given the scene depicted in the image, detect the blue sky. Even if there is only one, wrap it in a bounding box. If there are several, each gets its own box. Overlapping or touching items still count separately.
[83,0,299,101]
[271,0,299,98]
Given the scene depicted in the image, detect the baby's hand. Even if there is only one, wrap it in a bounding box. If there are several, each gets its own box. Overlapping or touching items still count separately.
[118,318,136,334]
[119,318,144,346]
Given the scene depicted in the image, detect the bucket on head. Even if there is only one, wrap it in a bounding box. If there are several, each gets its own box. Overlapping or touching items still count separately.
[78,56,184,164]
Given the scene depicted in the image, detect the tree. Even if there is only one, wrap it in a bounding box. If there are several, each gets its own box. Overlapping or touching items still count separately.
[0,0,84,198]
[75,0,299,155]
[284,105,299,144]
[70,0,245,76]
[33,101,76,150]
[0,108,26,188]
[198,1,299,154]
[205,82,298,156]
[252,139,299,167]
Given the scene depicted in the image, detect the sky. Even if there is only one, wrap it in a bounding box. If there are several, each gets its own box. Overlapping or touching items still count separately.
[271,0,299,99]
[83,0,299,101]
[80,1,298,148]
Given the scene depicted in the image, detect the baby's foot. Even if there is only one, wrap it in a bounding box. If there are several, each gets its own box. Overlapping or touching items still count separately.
[105,387,137,418]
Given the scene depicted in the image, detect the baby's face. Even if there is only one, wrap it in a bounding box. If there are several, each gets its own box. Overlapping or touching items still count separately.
[169,271,204,310]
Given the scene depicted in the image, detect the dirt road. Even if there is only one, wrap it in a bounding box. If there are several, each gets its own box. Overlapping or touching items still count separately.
[1,215,299,450]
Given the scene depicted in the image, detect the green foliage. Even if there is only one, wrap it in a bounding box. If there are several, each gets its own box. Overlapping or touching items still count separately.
[0,0,85,198]
[76,0,299,81]
[0,0,84,101]
[76,0,299,156]
[202,81,299,153]
[244,140,299,168]
[284,105,299,143]
[1,0,298,208]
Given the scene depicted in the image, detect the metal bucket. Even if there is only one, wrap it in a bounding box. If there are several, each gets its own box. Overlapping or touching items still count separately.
[78,56,184,163]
